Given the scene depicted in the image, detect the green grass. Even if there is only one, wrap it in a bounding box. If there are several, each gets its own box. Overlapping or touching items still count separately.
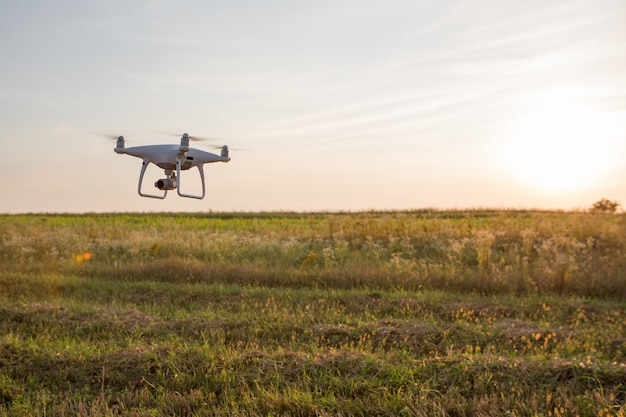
[0,210,625,416]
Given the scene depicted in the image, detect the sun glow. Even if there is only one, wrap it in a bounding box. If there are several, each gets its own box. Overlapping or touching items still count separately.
[505,100,617,192]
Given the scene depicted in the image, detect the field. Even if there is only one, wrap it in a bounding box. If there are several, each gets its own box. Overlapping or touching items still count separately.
[0,210,625,416]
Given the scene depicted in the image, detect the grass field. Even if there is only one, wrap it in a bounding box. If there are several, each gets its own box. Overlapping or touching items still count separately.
[0,210,625,416]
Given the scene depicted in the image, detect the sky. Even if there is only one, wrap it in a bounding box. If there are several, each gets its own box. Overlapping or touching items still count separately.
[1,0,625,213]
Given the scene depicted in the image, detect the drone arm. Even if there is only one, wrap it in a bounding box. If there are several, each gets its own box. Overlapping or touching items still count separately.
[138,160,167,199]
[176,158,206,199]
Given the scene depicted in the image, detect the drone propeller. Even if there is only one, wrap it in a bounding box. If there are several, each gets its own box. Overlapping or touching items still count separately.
[164,132,245,151]
[96,133,124,141]
[208,144,245,151]
[167,133,220,142]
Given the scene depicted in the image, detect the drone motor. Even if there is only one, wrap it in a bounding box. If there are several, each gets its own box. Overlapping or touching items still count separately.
[179,133,190,153]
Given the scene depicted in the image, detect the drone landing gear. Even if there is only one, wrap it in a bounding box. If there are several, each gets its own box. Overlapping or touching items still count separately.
[176,158,205,199]
[136,159,206,200]
[138,161,170,199]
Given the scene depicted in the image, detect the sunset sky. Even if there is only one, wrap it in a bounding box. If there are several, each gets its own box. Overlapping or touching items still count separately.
[1,0,625,213]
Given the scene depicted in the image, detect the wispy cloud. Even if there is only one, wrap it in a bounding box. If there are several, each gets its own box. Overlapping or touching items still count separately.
[2,0,625,212]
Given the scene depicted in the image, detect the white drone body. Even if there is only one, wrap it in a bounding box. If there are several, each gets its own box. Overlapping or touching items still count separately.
[114,133,230,199]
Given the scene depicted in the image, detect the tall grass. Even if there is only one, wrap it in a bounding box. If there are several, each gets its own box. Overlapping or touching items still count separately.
[2,210,624,297]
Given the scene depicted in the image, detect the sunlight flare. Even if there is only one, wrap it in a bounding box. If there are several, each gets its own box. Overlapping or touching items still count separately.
[505,101,618,192]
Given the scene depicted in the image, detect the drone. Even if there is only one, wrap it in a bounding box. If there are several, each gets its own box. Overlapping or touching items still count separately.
[113,133,230,199]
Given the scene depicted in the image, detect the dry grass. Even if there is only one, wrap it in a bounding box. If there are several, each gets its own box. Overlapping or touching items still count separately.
[0,210,624,416]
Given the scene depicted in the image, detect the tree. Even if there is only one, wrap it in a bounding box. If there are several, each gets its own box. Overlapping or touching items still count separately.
[590,198,621,214]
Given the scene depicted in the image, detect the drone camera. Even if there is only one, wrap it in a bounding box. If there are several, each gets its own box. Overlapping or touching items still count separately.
[155,178,177,191]
[221,145,229,159]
